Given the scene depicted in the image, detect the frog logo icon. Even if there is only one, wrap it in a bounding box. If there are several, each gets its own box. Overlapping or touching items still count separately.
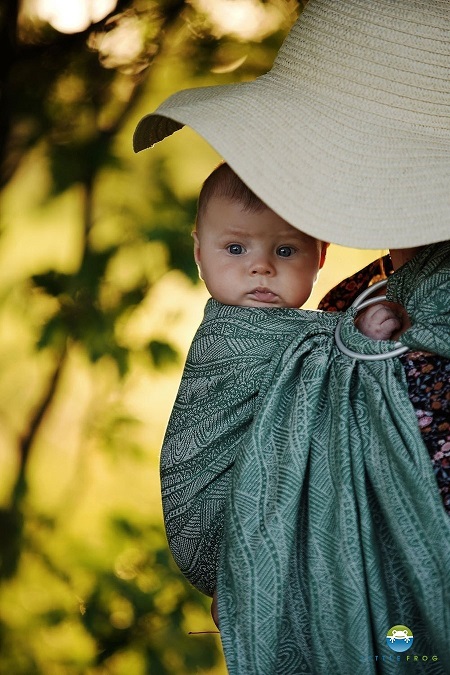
[386,625,414,653]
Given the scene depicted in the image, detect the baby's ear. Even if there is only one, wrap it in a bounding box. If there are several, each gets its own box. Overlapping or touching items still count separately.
[192,231,201,264]
[192,231,203,279]
[319,242,329,269]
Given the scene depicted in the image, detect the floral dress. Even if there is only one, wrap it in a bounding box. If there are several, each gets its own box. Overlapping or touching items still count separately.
[319,256,450,514]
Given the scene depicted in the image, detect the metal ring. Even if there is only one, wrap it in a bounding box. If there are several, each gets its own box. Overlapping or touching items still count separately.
[334,279,409,361]
[350,278,388,308]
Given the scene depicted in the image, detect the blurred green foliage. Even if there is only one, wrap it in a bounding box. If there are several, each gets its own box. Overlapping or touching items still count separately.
[0,510,221,674]
[0,0,300,672]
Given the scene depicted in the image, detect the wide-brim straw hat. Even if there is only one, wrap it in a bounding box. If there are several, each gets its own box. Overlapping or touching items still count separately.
[133,0,450,249]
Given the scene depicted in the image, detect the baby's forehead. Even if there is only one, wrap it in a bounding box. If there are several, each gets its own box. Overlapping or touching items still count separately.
[204,197,317,239]
[198,196,327,252]
[221,215,317,243]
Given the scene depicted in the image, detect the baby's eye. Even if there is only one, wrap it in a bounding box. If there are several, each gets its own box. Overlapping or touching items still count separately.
[227,244,245,255]
[277,246,295,257]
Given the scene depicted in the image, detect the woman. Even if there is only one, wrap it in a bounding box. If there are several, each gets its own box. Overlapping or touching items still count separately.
[134,0,450,672]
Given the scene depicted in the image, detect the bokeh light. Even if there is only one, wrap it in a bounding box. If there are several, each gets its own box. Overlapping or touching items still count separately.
[31,0,117,33]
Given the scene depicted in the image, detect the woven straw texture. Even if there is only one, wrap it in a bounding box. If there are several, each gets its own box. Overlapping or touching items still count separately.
[134,0,450,248]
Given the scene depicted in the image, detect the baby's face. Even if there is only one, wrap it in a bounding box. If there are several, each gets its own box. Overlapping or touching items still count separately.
[193,196,326,308]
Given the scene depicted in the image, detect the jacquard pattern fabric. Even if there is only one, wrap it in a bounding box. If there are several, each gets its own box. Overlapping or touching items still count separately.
[160,305,325,596]
[160,243,450,673]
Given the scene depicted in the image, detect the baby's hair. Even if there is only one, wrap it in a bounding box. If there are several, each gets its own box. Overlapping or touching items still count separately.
[196,163,267,228]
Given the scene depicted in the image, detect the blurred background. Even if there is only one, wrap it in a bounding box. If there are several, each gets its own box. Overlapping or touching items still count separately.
[0,1,383,672]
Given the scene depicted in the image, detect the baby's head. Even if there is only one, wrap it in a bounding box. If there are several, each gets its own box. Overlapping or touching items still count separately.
[193,163,328,308]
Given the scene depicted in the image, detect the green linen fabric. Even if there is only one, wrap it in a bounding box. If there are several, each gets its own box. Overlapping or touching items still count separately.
[160,242,450,674]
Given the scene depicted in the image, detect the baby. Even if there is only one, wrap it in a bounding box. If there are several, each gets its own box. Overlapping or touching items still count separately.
[192,162,328,309]
[193,162,407,340]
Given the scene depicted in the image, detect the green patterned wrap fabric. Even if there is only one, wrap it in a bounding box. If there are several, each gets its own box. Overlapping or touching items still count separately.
[160,243,450,674]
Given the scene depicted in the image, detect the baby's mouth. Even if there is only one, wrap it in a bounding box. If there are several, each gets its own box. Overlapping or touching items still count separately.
[249,287,279,303]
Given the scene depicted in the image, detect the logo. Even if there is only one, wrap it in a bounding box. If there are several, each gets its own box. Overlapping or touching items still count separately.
[386,625,414,653]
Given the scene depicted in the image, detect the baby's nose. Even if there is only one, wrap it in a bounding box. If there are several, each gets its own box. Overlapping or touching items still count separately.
[250,258,275,275]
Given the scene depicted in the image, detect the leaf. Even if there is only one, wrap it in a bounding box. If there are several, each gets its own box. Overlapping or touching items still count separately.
[148,340,178,368]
